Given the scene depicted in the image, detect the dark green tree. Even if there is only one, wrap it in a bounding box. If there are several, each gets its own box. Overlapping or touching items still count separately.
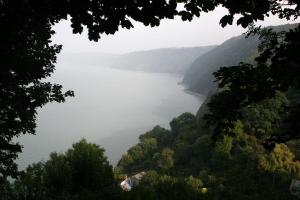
[13,162,46,200]
[242,91,289,140]
[11,139,115,200]
[0,0,74,181]
[65,139,114,199]
[156,148,175,172]
[43,152,72,199]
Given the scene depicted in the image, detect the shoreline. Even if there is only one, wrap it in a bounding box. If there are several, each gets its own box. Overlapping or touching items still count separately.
[178,81,207,100]
[184,89,206,100]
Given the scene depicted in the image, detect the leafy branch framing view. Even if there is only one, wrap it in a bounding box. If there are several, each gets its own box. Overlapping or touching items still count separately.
[1,0,300,199]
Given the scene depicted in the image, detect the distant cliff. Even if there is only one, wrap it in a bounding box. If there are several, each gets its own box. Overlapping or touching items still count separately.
[182,35,259,95]
[182,23,298,95]
[111,46,216,74]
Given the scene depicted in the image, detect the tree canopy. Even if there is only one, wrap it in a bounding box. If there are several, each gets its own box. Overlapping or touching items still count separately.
[11,139,115,200]
[1,0,300,182]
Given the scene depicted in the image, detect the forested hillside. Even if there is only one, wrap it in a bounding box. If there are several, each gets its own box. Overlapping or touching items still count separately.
[116,91,300,199]
[4,89,300,199]
[115,23,300,199]
[182,35,259,94]
[111,46,215,74]
[182,24,298,95]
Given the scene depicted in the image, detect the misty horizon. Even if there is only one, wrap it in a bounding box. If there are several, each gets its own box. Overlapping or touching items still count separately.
[52,7,297,54]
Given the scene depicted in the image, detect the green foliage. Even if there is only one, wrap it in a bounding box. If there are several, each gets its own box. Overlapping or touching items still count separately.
[140,138,157,154]
[66,139,114,195]
[118,125,174,173]
[117,113,196,174]
[190,135,212,168]
[13,163,46,200]
[117,154,134,170]
[185,176,204,191]
[119,109,300,199]
[242,91,289,139]
[0,1,75,179]
[121,175,207,200]
[156,148,174,172]
[5,99,300,200]
[260,144,300,177]
[189,22,300,199]
[127,145,145,162]
[0,180,14,200]
[43,153,71,198]
[217,135,233,154]
[206,24,300,142]
[139,126,173,148]
[170,112,197,136]
[10,139,115,200]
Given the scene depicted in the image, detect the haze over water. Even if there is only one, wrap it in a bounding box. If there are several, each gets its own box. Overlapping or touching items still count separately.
[17,54,204,168]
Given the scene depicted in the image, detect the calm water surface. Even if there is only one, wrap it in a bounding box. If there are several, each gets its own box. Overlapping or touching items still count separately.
[17,58,203,168]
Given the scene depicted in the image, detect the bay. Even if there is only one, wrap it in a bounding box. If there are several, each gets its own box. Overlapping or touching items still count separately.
[17,57,204,168]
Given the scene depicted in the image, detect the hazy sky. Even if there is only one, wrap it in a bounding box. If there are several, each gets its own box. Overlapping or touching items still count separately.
[52,7,297,54]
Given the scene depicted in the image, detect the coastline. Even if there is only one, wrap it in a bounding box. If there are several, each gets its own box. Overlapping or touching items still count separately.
[178,80,207,100]
[184,89,206,99]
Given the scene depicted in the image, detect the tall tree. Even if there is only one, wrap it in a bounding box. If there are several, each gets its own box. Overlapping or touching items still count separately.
[12,139,115,200]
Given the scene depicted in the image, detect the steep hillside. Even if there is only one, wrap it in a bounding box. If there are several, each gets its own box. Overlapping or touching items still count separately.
[111,46,215,74]
[182,35,259,95]
[182,23,298,95]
